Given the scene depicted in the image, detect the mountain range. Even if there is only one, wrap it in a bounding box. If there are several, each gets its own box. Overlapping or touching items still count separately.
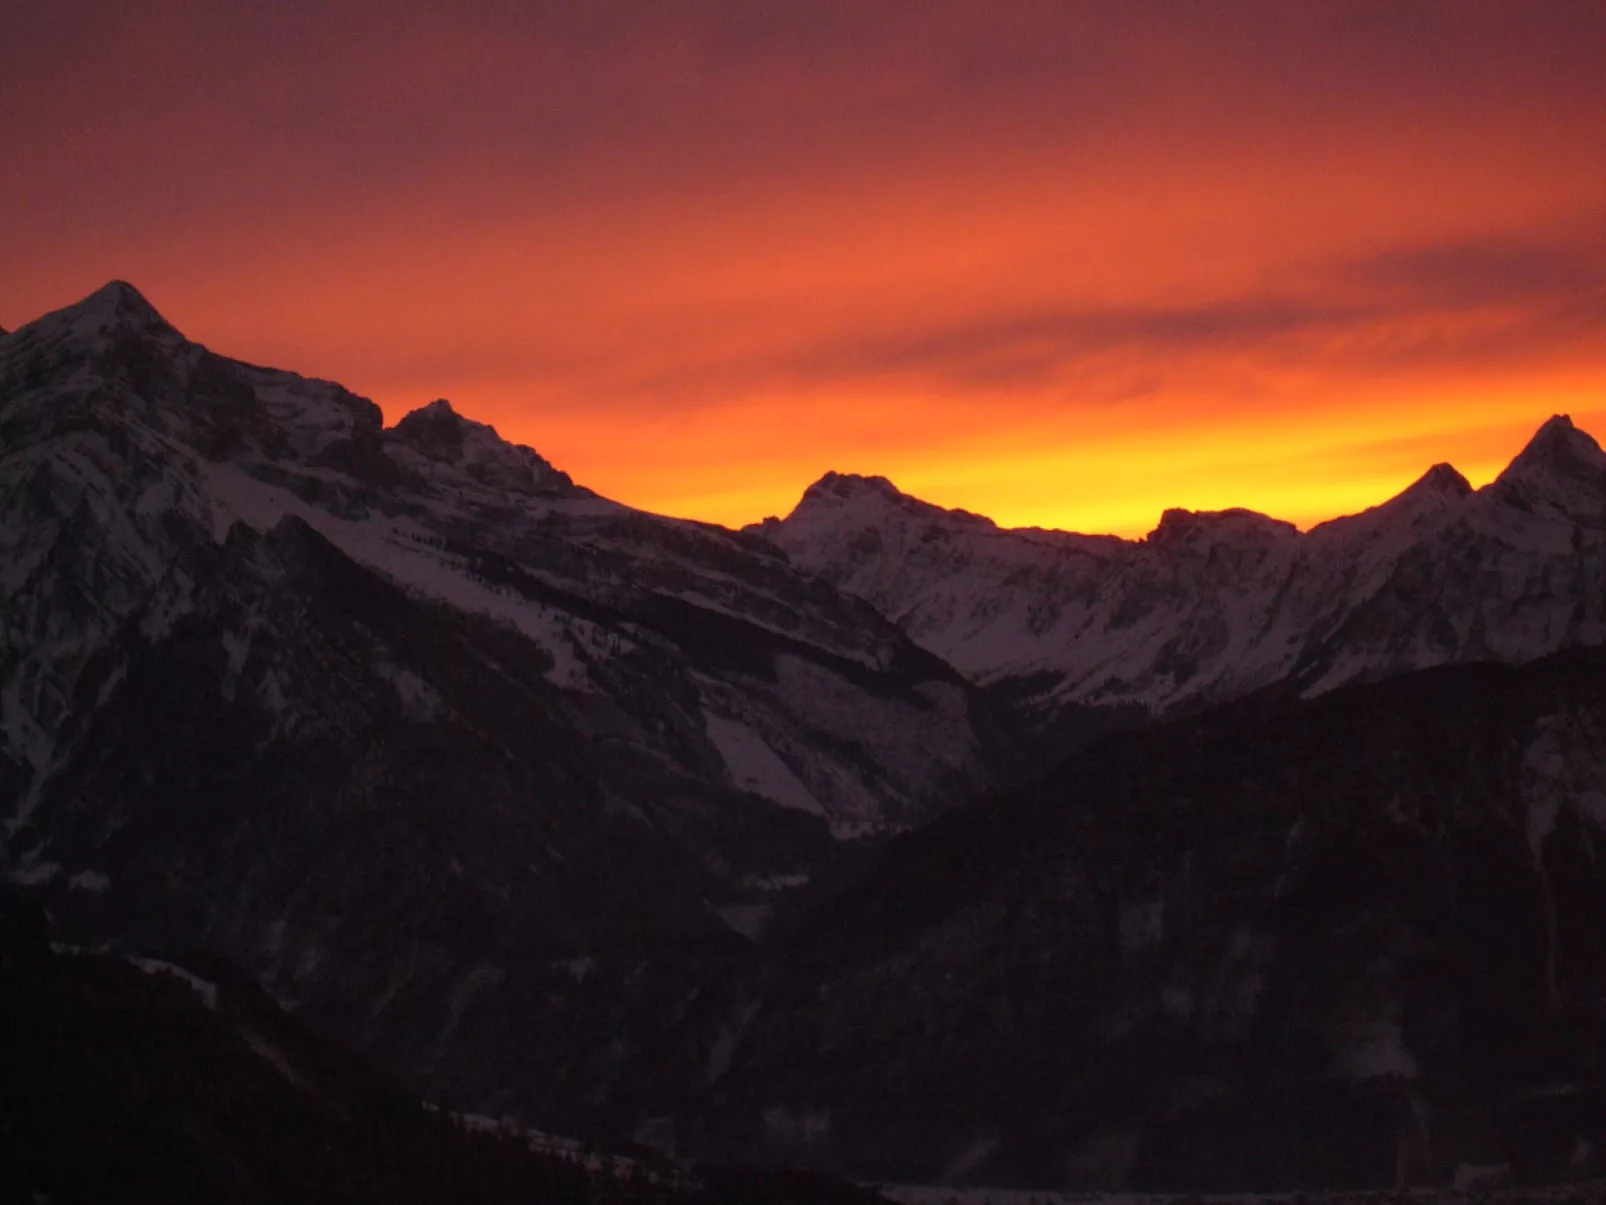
[4,282,1605,1195]
[755,416,1606,736]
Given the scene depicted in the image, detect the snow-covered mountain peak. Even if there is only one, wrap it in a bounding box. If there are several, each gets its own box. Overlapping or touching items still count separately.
[1146,506,1298,550]
[798,471,897,510]
[1309,461,1473,545]
[3,282,998,842]
[391,397,473,459]
[761,414,1606,724]
[389,397,574,494]
[1500,414,1606,479]
[806,470,905,502]
[783,471,1000,536]
[85,278,160,316]
[1411,461,1474,498]
[15,280,184,349]
[1492,413,1606,522]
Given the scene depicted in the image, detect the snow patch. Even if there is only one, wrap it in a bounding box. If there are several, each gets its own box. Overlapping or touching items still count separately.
[744,872,811,891]
[243,1030,311,1088]
[940,1136,1000,1181]
[705,997,760,1084]
[375,662,445,721]
[1331,1017,1418,1080]
[5,857,60,886]
[709,901,772,941]
[201,462,599,688]
[129,957,220,1009]
[702,712,825,816]
[437,963,506,1049]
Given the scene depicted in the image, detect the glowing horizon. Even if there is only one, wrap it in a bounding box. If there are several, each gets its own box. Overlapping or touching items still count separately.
[5,3,1605,539]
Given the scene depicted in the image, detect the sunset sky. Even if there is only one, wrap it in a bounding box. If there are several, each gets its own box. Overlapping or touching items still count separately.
[5,1,1605,535]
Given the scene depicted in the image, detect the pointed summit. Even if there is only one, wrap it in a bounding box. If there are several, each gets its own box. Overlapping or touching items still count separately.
[1408,462,1474,497]
[1307,460,1472,545]
[1383,461,1473,518]
[86,279,156,310]
[392,398,469,460]
[1492,414,1606,520]
[1377,461,1473,516]
[790,470,995,528]
[804,471,906,504]
[387,397,571,493]
[1501,414,1606,478]
[71,280,173,331]
[15,279,183,345]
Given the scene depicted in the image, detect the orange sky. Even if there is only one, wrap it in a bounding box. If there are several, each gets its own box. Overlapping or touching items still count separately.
[5,1,1606,536]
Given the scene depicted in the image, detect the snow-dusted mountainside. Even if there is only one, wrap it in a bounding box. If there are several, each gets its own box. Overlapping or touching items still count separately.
[0,281,1000,1125]
[754,420,1606,727]
[7,281,1606,1192]
[0,282,993,843]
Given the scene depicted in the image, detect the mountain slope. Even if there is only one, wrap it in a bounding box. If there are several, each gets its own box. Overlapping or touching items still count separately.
[1,283,998,841]
[0,281,1003,1126]
[670,646,1606,1191]
[754,419,1606,732]
[0,888,886,1205]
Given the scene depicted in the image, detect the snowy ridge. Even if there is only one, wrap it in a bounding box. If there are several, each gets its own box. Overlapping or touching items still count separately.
[755,416,1606,722]
[0,282,991,844]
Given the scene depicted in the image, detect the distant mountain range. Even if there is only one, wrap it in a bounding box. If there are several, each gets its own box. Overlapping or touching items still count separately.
[756,414,1606,734]
[4,282,1605,1195]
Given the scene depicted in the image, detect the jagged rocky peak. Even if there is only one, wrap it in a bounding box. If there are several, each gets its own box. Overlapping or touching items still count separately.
[1381,460,1474,522]
[1376,460,1472,516]
[809,469,899,498]
[802,470,906,506]
[391,397,470,458]
[83,278,164,320]
[1409,461,1474,497]
[22,279,185,347]
[790,470,998,531]
[1146,506,1298,549]
[1501,413,1606,479]
[388,397,573,493]
[1307,460,1474,545]
[1492,413,1606,520]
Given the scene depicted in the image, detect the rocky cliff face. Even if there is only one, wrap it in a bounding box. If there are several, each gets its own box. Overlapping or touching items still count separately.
[755,419,1606,736]
[0,282,1003,1125]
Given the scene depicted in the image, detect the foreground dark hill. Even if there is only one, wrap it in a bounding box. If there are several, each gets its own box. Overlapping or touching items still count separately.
[0,282,1003,1127]
[0,890,884,1205]
[670,647,1606,1191]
